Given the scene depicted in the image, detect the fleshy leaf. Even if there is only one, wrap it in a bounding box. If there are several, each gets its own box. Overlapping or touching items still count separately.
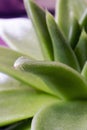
[0,47,55,95]
[68,17,81,49]
[46,12,80,71]
[0,76,58,126]
[75,30,87,69]
[0,18,43,60]
[79,10,87,32]
[55,0,87,39]
[5,119,31,130]
[14,58,87,100]
[31,101,87,130]
[24,0,54,60]
[81,62,87,80]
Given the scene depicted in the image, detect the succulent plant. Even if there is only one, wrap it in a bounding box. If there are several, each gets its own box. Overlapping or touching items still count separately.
[1,0,87,129]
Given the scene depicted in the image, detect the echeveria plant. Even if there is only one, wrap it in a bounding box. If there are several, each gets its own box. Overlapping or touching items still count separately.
[1,0,87,129]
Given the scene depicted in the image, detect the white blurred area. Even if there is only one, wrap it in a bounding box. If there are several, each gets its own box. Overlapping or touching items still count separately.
[0,73,8,84]
[0,18,32,40]
[0,0,56,84]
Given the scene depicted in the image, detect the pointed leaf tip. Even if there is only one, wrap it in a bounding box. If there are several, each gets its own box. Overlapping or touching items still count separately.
[55,0,87,39]
[75,30,87,69]
[46,12,80,71]
[24,0,54,61]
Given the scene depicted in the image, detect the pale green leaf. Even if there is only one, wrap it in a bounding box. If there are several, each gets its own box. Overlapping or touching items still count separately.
[55,0,87,39]
[81,62,87,80]
[14,58,87,100]
[46,12,80,71]
[0,18,43,60]
[0,79,58,126]
[31,101,87,130]
[24,0,54,60]
[75,30,87,69]
[0,47,56,96]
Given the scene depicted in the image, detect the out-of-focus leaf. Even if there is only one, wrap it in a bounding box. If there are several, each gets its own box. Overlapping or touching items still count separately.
[46,12,80,71]
[79,10,87,32]
[0,18,43,60]
[55,0,87,39]
[15,58,87,100]
[81,62,87,80]
[0,79,58,126]
[5,119,31,130]
[0,47,26,66]
[0,73,31,91]
[31,101,87,130]
[0,47,56,96]
[68,17,81,49]
[24,0,54,60]
[75,30,87,69]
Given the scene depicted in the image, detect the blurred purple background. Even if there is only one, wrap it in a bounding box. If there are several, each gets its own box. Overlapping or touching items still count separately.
[0,0,56,46]
[0,0,26,18]
[0,0,56,18]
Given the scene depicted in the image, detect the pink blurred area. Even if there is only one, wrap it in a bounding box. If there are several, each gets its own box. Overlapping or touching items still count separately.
[0,38,8,47]
[35,0,56,9]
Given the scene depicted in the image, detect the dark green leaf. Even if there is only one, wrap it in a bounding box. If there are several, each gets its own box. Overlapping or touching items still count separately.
[75,30,87,69]
[5,119,31,130]
[68,17,81,49]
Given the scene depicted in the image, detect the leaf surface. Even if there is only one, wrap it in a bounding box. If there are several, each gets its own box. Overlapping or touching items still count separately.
[31,101,87,130]
[0,76,58,126]
[75,30,87,69]
[46,12,80,71]
[0,47,55,95]
[15,58,87,100]
[79,10,87,32]
[55,0,87,38]
[68,17,81,49]
[81,62,87,80]
[24,0,54,60]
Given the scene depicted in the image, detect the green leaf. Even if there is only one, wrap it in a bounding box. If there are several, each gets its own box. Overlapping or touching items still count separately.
[24,0,54,60]
[75,30,87,69]
[55,0,87,39]
[0,77,58,126]
[0,47,55,95]
[31,101,87,130]
[14,58,87,100]
[46,12,80,71]
[68,17,81,49]
[79,10,87,32]
[81,62,87,80]
[5,119,31,130]
[0,47,26,67]
[1,18,43,60]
